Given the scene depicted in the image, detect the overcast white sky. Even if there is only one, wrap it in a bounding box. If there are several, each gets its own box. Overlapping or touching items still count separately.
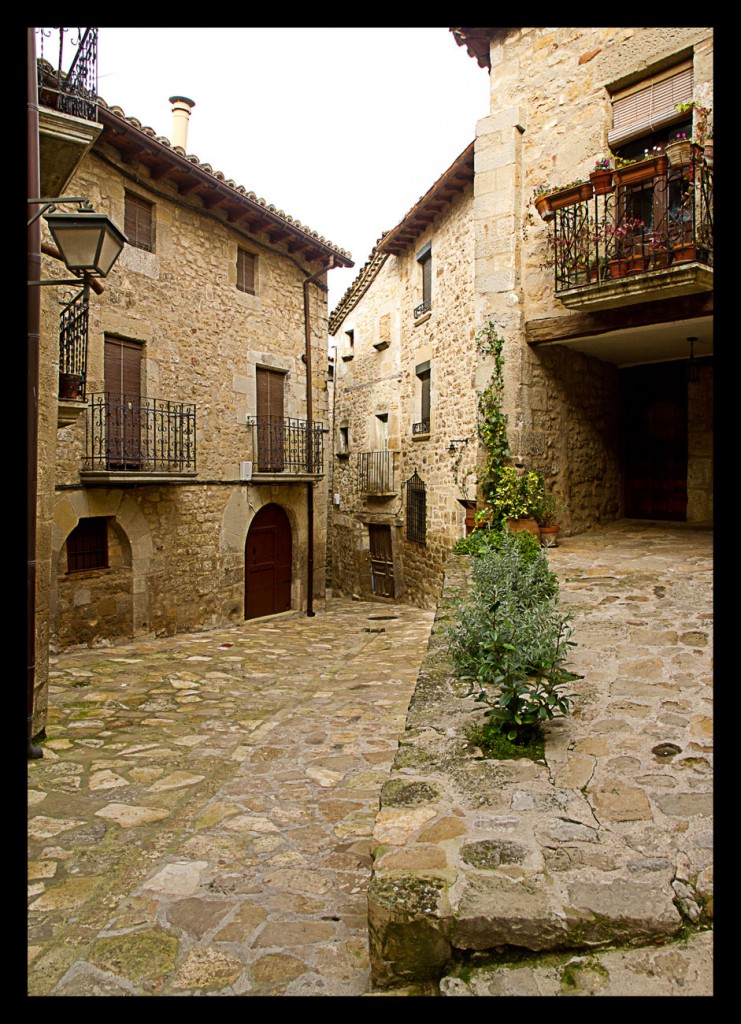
[86,27,490,315]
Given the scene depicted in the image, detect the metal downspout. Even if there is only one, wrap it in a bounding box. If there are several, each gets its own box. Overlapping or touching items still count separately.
[27,28,43,758]
[303,259,333,617]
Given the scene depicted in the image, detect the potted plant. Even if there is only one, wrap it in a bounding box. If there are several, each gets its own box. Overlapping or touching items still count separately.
[605,217,649,277]
[533,492,562,547]
[613,147,668,186]
[532,184,557,222]
[490,467,544,539]
[589,155,615,195]
[665,129,693,167]
[58,371,83,400]
[547,178,594,210]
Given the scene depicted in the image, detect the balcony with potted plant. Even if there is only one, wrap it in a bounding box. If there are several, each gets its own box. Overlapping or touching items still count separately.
[533,144,713,312]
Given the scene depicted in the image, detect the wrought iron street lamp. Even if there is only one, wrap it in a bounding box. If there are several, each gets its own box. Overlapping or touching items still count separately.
[28,197,127,284]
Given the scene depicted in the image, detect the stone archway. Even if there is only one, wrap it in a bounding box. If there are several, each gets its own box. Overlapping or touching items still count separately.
[52,490,154,646]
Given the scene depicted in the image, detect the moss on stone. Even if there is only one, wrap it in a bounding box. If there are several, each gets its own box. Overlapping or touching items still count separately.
[381,779,441,807]
[90,928,179,981]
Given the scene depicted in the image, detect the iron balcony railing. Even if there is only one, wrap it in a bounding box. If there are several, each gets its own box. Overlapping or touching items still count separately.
[36,27,98,121]
[547,148,713,293]
[58,289,88,400]
[414,299,431,319]
[412,419,430,435]
[357,450,399,495]
[246,416,324,475]
[84,393,197,473]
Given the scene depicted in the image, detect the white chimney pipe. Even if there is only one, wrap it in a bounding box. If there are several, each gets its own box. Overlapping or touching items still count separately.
[169,95,195,151]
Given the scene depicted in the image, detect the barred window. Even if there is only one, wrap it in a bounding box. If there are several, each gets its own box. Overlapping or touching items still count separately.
[237,248,257,294]
[124,192,155,252]
[406,471,427,545]
[66,517,108,573]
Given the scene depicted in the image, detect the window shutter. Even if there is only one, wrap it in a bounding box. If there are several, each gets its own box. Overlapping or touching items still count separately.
[105,337,141,401]
[420,370,431,424]
[237,249,256,294]
[422,252,432,306]
[124,193,154,252]
[256,367,284,420]
[608,62,693,148]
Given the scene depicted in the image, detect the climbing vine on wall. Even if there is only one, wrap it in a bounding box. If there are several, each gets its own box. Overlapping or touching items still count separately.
[475,320,510,507]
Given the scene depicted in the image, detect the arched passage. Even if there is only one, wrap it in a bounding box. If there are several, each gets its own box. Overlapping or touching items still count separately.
[245,503,292,619]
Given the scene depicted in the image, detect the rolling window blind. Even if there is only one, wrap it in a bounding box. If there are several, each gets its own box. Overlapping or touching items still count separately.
[608,62,693,148]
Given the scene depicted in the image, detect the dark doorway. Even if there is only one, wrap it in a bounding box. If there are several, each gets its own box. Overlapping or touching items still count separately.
[368,524,395,597]
[621,362,688,520]
[245,503,292,619]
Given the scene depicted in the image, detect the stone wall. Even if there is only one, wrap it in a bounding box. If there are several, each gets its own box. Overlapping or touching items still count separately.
[39,143,331,670]
[473,26,713,529]
[331,179,478,607]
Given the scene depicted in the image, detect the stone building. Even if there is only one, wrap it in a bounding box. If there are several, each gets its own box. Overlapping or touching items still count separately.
[329,144,477,607]
[329,26,713,609]
[32,35,352,736]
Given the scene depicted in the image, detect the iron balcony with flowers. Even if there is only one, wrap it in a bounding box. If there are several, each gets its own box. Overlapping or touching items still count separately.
[533,146,713,310]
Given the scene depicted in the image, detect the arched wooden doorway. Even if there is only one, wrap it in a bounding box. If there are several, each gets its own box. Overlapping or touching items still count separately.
[245,503,292,619]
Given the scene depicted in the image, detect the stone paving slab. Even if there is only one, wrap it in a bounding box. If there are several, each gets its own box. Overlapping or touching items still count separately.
[27,600,435,996]
[367,521,713,995]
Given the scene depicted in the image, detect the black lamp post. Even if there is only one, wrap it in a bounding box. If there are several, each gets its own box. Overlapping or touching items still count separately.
[26,197,126,758]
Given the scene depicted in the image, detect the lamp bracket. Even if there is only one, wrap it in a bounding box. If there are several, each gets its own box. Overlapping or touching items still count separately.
[27,196,94,228]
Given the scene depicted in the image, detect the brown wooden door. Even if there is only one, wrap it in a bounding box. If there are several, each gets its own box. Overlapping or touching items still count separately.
[245,503,292,619]
[256,367,285,471]
[368,524,395,597]
[621,362,687,521]
[105,337,142,469]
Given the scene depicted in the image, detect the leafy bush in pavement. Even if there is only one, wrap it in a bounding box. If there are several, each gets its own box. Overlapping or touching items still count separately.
[448,527,577,751]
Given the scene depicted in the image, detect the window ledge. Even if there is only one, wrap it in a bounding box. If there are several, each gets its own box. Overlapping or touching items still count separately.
[412,432,431,442]
[336,451,350,460]
[373,340,390,351]
[341,353,354,362]
[413,311,432,328]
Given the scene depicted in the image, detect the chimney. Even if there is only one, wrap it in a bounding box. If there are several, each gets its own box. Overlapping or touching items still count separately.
[169,95,195,151]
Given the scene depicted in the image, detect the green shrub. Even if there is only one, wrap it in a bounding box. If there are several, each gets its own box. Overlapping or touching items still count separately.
[447,529,577,749]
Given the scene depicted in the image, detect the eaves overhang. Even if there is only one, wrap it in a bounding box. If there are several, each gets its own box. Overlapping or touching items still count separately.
[95,101,354,269]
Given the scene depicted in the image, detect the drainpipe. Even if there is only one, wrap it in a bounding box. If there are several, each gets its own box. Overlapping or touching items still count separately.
[303,259,334,617]
[27,28,43,758]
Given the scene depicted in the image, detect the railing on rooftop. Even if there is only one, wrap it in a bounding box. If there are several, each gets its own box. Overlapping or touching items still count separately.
[544,147,713,293]
[84,393,197,474]
[36,27,98,121]
[246,416,324,475]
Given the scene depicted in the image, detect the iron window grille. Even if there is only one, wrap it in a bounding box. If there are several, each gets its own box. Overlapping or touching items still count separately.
[58,288,88,399]
[406,471,427,545]
[66,516,108,573]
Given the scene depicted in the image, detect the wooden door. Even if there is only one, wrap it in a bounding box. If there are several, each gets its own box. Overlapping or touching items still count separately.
[368,524,395,597]
[621,362,688,520]
[105,337,142,469]
[245,503,292,619]
[256,367,285,471]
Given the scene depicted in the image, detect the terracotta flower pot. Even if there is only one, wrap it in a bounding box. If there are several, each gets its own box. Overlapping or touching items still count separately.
[539,525,560,548]
[506,517,541,541]
[589,168,614,195]
[534,193,555,222]
[548,181,594,210]
[665,139,693,167]
[613,155,668,186]
[59,372,82,400]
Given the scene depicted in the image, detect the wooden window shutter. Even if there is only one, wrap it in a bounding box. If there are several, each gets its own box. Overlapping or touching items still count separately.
[608,61,693,148]
[256,367,284,420]
[124,193,154,252]
[422,251,432,306]
[237,249,256,294]
[421,370,431,424]
[105,337,142,401]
